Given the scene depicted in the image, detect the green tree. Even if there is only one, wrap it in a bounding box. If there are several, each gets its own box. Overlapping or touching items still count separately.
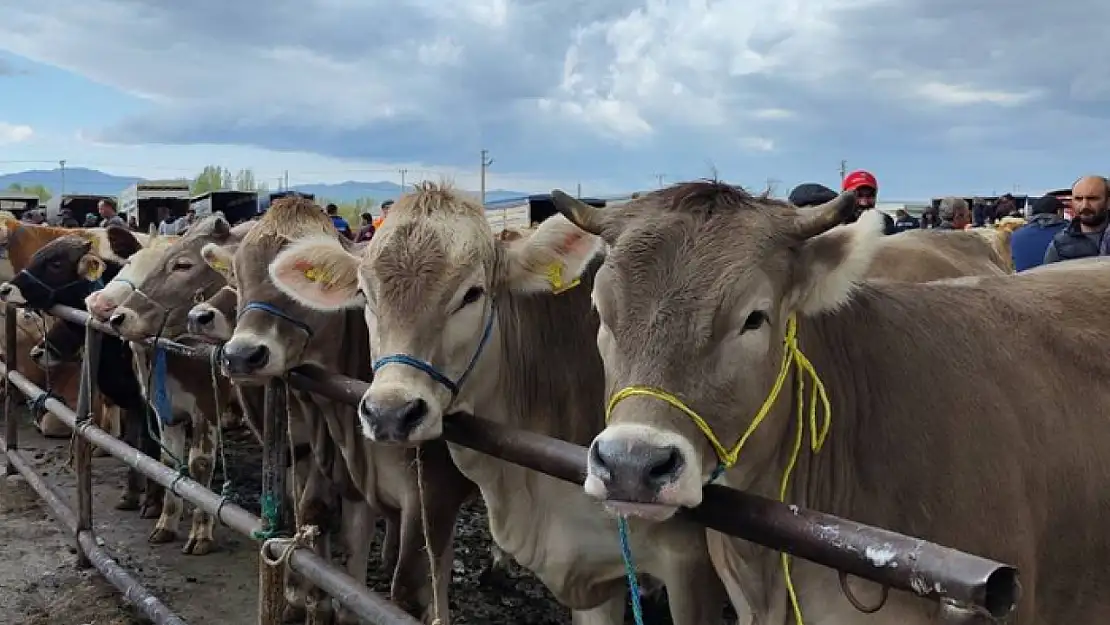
[6,182,51,201]
[191,165,232,194]
[234,168,257,191]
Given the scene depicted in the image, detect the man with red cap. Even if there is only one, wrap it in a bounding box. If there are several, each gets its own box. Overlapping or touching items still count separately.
[842,169,896,234]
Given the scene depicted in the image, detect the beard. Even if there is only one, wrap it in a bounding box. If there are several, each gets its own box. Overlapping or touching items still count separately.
[1079,209,1109,227]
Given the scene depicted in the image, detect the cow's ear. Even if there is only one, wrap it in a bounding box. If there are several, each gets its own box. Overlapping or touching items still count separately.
[504,215,604,294]
[106,225,143,259]
[788,209,884,314]
[78,254,106,282]
[268,235,362,311]
[200,243,236,283]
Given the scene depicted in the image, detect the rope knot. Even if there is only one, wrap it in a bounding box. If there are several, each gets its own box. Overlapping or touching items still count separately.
[260,524,320,568]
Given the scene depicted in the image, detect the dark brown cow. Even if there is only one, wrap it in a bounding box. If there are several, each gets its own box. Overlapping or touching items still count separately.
[549,181,1110,625]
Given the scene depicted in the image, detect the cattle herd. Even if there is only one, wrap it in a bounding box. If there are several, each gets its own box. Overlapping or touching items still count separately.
[0,180,1105,625]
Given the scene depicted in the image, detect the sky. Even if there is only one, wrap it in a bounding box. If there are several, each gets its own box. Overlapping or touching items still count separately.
[0,0,1107,200]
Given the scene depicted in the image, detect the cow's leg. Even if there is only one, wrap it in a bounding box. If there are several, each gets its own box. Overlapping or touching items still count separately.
[571,597,625,625]
[182,413,217,555]
[380,511,401,574]
[334,498,376,625]
[656,546,729,625]
[91,397,117,457]
[138,409,166,519]
[115,407,144,511]
[149,422,188,544]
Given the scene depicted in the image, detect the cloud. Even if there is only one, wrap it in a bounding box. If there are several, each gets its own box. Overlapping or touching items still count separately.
[0,123,33,144]
[0,0,1106,193]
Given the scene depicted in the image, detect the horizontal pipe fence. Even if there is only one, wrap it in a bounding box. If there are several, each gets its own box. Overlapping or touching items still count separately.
[1,303,1020,623]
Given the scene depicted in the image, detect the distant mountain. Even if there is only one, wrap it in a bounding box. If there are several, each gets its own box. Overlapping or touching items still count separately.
[0,167,143,196]
[0,168,531,206]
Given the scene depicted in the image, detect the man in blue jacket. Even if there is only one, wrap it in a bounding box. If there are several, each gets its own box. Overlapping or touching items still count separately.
[1010,194,1066,271]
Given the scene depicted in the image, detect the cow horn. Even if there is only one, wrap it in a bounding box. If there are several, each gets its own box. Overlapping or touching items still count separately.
[550,190,603,235]
[794,191,857,240]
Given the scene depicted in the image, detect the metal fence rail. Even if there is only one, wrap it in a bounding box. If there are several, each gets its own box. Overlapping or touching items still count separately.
[0,303,1020,624]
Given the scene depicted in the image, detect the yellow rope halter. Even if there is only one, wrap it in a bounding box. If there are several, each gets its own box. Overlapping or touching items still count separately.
[604,313,831,625]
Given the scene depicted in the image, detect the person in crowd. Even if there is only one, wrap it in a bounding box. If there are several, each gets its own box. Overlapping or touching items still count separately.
[156,206,177,236]
[1045,175,1109,264]
[936,197,971,230]
[59,209,79,228]
[98,199,125,227]
[1010,194,1066,272]
[920,205,939,229]
[175,208,197,235]
[326,203,353,239]
[127,216,139,230]
[355,212,375,242]
[373,199,393,230]
[893,208,920,232]
[841,170,896,234]
[996,193,1020,219]
[787,182,838,207]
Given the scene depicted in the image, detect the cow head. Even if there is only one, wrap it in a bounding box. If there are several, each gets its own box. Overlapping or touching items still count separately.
[546,182,880,521]
[207,198,346,383]
[30,318,83,370]
[267,181,603,443]
[86,232,180,321]
[187,285,239,341]
[109,216,247,341]
[0,233,126,310]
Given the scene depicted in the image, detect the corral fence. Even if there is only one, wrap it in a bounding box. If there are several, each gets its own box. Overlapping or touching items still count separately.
[0,303,1021,624]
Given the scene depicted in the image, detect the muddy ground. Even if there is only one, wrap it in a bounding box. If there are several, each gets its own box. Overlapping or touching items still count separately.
[0,406,690,625]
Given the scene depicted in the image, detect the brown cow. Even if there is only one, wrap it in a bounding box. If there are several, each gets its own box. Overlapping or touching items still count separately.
[201,197,476,624]
[868,228,1012,282]
[265,183,727,625]
[548,181,1110,624]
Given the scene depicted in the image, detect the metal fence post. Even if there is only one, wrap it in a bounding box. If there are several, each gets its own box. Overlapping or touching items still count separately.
[257,377,290,625]
[74,322,103,569]
[4,305,18,475]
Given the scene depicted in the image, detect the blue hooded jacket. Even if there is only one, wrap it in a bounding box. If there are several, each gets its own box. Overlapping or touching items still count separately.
[1011,213,1067,272]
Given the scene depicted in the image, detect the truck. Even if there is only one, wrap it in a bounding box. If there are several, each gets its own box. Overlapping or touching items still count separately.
[0,192,41,219]
[190,190,259,224]
[118,180,192,231]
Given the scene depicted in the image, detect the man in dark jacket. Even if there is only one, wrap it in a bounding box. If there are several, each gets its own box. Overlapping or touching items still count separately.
[1011,195,1066,271]
[1045,176,1109,264]
[893,209,920,232]
[788,182,838,207]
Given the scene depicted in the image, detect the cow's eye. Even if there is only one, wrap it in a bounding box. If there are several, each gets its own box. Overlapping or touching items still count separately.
[172,260,193,271]
[460,286,484,309]
[741,310,767,333]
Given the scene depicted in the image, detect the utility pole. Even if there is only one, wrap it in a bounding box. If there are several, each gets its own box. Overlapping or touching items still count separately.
[59,159,66,197]
[480,149,493,206]
[283,170,289,192]
[653,173,666,188]
[576,182,582,198]
[399,168,408,193]
[839,160,848,182]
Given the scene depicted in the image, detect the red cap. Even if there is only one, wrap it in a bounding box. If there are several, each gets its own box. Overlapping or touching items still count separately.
[842,170,878,192]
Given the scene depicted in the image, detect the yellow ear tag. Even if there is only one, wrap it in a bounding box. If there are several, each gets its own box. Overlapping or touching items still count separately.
[545,263,580,295]
[85,262,105,282]
[209,259,229,273]
[294,260,333,286]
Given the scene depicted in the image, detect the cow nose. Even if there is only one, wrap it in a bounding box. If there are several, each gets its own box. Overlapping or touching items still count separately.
[587,438,685,502]
[222,342,269,375]
[189,308,215,327]
[107,312,125,329]
[358,398,428,442]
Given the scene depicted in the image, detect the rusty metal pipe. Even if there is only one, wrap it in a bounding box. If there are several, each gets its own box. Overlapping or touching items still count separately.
[289,365,1018,617]
[1,440,189,625]
[0,358,420,625]
[33,306,1021,618]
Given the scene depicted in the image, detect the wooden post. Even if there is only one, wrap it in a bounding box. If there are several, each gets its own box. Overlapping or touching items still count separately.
[257,378,290,625]
[3,305,18,475]
[74,323,102,569]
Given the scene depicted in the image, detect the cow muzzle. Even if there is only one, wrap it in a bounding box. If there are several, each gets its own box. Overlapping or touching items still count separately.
[357,389,439,444]
[221,336,272,379]
[186,305,224,339]
[0,282,25,305]
[30,343,64,369]
[584,424,702,521]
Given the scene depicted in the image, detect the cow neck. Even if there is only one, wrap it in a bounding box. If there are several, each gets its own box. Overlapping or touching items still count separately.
[479,257,607,448]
